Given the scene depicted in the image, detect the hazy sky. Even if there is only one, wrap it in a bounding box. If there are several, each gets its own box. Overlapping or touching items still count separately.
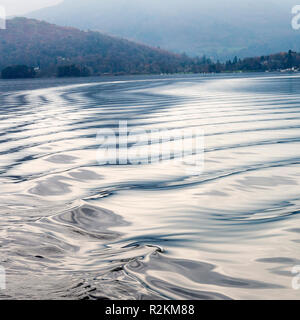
[0,0,296,17]
[0,0,62,16]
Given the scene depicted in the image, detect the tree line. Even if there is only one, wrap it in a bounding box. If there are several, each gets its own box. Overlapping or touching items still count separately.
[2,50,300,79]
[1,19,300,79]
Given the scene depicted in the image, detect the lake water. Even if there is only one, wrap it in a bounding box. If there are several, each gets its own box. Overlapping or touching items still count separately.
[0,73,300,300]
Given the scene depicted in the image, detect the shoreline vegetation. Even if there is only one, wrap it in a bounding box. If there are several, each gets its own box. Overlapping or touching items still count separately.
[1,59,299,80]
[1,65,299,80]
[0,18,300,79]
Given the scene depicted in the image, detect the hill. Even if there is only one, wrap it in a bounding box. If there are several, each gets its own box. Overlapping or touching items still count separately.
[1,18,300,78]
[26,0,300,60]
[0,17,193,77]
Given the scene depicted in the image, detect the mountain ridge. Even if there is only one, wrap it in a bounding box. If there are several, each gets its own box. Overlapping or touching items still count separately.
[26,0,300,60]
[0,17,194,77]
[1,17,300,79]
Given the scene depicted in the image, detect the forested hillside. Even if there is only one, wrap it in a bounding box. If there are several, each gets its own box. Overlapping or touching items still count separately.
[0,18,299,79]
[0,18,193,76]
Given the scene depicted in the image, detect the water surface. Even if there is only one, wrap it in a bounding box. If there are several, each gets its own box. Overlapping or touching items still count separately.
[0,73,300,299]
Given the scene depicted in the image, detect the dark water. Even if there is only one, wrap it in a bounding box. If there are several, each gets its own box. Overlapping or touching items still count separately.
[0,73,300,299]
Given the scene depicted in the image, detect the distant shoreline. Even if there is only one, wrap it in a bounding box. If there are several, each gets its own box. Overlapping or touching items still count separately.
[1,70,299,82]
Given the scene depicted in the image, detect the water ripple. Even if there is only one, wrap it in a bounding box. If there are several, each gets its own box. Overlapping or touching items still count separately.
[1,74,300,299]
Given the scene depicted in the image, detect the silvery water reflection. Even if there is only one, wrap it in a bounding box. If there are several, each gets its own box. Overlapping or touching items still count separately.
[0,73,300,299]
